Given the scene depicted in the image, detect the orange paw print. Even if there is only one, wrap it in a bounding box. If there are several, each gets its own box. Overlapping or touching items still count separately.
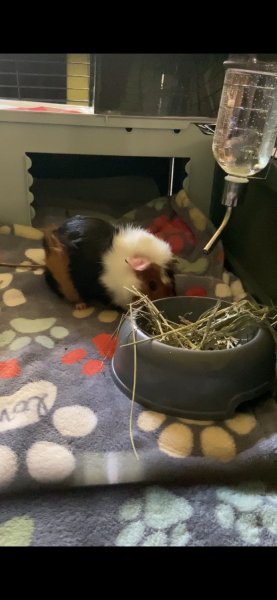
[137,410,258,463]
[0,358,21,378]
[61,333,117,376]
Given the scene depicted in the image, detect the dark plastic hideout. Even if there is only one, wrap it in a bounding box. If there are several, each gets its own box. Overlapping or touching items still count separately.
[111,296,276,420]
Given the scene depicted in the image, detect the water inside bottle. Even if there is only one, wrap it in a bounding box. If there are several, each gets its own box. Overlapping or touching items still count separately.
[212,69,277,177]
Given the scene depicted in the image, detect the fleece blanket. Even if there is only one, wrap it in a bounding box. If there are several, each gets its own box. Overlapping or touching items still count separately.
[0,480,277,546]
[0,190,276,546]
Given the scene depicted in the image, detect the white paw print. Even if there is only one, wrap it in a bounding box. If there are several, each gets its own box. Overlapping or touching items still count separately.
[116,486,193,546]
[0,380,98,490]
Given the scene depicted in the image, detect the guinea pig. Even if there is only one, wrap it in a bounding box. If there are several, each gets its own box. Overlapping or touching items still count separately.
[43,215,175,310]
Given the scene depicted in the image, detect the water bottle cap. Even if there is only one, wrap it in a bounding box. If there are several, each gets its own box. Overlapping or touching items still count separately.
[224,54,277,74]
[225,175,249,184]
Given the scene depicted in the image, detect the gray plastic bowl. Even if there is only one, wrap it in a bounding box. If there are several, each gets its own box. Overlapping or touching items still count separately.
[111,296,276,420]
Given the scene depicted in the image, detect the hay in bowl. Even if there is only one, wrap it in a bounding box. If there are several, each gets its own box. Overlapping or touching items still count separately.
[111,294,276,421]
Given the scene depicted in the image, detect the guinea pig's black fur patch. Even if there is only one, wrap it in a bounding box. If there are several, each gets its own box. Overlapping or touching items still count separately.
[54,215,117,303]
[44,268,64,298]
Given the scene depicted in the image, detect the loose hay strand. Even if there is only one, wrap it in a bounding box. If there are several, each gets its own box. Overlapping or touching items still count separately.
[99,301,140,460]
[129,303,139,461]
[0,262,44,269]
[98,312,126,368]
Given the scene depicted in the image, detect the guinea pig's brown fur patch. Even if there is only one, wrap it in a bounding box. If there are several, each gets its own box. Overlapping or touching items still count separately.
[43,227,82,304]
[135,264,175,302]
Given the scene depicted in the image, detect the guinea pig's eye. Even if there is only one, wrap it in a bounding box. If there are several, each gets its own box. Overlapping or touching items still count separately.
[148,280,158,291]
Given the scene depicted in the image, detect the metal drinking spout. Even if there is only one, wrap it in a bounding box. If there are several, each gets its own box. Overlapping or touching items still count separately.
[203,207,233,254]
[203,176,249,255]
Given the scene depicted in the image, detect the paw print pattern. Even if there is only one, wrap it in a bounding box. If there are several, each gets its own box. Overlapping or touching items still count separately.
[0,233,116,490]
[0,247,44,307]
[61,332,118,377]
[0,272,28,310]
[0,380,98,490]
[0,263,119,354]
[0,273,14,290]
[215,482,277,545]
[116,486,193,546]
[0,246,68,352]
[137,411,258,463]
[0,317,69,353]
[0,516,34,547]
[0,358,21,378]
[0,322,118,488]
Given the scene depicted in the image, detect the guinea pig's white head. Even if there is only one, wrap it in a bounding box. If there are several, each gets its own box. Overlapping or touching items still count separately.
[100,225,175,309]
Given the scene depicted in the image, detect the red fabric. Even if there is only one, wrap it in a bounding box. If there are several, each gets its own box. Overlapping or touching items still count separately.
[147,214,197,255]
[184,287,208,297]
[0,359,21,378]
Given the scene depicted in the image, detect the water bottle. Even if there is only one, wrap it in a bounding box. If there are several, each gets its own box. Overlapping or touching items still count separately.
[203,56,277,255]
[212,58,277,178]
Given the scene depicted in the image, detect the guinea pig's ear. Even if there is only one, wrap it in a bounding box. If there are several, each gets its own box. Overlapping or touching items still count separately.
[125,256,151,271]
